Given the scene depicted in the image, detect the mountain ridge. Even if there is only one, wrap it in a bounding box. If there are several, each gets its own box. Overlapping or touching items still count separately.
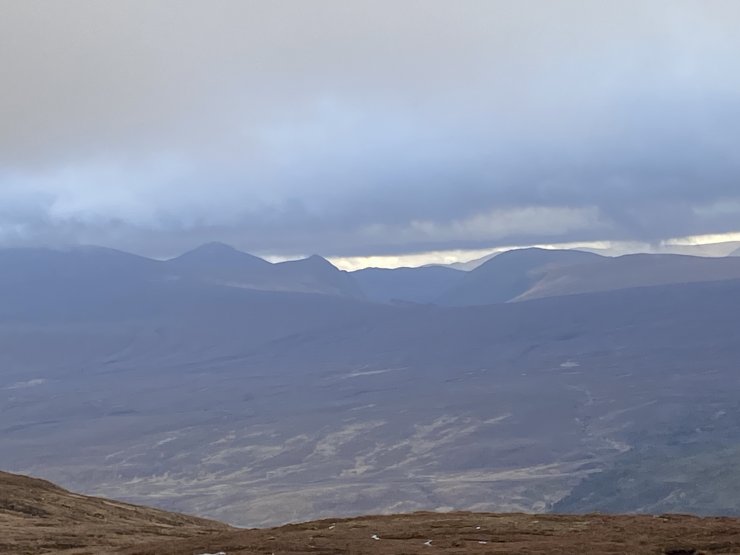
[0,243,364,300]
[437,247,603,305]
[6,243,740,306]
[516,252,740,301]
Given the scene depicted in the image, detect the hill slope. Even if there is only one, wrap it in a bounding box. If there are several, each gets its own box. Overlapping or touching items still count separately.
[3,470,740,554]
[353,265,465,303]
[0,470,228,554]
[438,248,602,305]
[4,278,740,526]
[518,253,740,301]
[438,248,740,305]
[166,243,364,298]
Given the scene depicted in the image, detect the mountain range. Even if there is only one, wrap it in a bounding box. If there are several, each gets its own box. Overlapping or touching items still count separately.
[3,242,740,526]
[6,242,740,309]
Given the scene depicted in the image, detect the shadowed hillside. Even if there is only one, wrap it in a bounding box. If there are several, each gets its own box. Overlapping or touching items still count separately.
[438,248,740,305]
[352,265,465,303]
[517,253,740,301]
[437,248,602,305]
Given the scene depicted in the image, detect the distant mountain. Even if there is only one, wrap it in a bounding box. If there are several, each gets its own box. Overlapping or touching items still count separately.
[576,240,740,258]
[0,244,364,305]
[272,255,364,298]
[517,253,740,301]
[164,242,273,282]
[0,245,160,286]
[659,240,740,257]
[0,246,166,321]
[352,265,465,303]
[14,244,740,526]
[437,248,740,305]
[438,248,602,306]
[165,243,362,298]
[441,240,740,272]
[446,251,500,271]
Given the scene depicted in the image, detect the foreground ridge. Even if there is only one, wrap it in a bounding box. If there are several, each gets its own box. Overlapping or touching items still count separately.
[3,471,740,554]
[0,470,228,554]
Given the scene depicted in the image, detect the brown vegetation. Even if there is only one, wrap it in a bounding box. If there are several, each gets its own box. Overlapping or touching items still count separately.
[4,470,740,554]
[0,471,227,554]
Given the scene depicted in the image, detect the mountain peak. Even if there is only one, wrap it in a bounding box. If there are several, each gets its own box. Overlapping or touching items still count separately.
[187,242,240,255]
[305,253,332,265]
[281,254,335,269]
[171,243,269,264]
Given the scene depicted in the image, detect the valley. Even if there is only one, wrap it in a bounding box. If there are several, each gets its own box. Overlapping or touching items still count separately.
[2,245,740,526]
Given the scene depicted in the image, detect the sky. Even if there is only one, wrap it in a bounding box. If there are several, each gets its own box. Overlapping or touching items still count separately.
[2,1,740,267]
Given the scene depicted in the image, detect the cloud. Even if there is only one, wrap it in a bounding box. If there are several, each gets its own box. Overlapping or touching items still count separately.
[1,1,740,258]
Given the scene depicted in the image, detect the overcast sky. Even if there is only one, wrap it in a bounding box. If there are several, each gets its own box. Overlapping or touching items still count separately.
[2,0,740,264]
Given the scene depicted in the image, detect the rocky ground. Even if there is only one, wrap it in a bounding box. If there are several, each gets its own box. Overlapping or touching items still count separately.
[4,470,740,554]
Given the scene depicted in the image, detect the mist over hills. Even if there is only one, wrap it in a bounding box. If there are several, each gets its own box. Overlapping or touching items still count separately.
[3,241,740,525]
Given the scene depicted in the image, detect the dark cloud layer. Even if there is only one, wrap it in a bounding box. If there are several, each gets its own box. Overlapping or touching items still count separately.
[1,0,740,258]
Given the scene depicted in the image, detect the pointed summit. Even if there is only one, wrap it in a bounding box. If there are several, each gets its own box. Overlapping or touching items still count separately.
[292,254,336,268]
[161,244,363,298]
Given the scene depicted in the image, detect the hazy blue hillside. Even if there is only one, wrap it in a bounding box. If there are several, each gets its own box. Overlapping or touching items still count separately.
[352,265,465,303]
[518,253,740,301]
[164,242,275,282]
[3,262,740,525]
[438,248,602,305]
[274,254,365,298]
[437,248,740,306]
[0,245,364,306]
